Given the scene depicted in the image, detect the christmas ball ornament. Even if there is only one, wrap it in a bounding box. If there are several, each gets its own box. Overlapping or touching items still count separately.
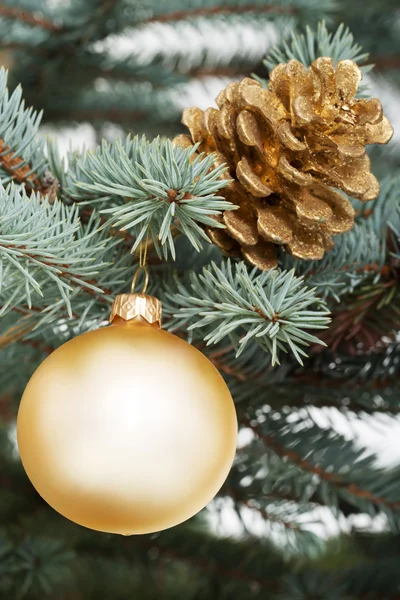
[17,292,237,535]
[174,57,393,270]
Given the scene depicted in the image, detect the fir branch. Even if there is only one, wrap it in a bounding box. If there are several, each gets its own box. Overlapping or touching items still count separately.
[264,21,371,72]
[204,341,400,414]
[0,4,60,32]
[20,336,53,356]
[3,233,138,342]
[0,42,47,54]
[142,3,297,24]
[140,0,337,31]
[208,344,250,381]
[316,279,400,355]
[0,184,113,317]
[164,260,330,366]
[139,540,272,590]
[246,416,400,518]
[74,523,284,594]
[0,140,37,186]
[225,484,301,532]
[50,107,147,122]
[260,22,372,98]
[71,135,234,260]
[105,15,280,79]
[372,55,400,70]
[0,68,46,186]
[6,538,75,598]
[0,313,35,349]
[45,140,85,206]
[70,51,186,88]
[281,381,400,414]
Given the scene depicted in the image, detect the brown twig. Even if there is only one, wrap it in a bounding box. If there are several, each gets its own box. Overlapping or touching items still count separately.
[187,65,259,79]
[1,42,48,54]
[269,386,400,413]
[0,394,13,422]
[315,280,399,356]
[142,4,297,24]
[19,338,54,356]
[2,260,113,350]
[0,314,37,349]
[0,142,59,200]
[0,241,113,305]
[50,108,147,122]
[207,345,250,381]
[81,209,135,247]
[247,419,400,512]
[0,139,39,186]
[225,485,300,531]
[0,4,60,32]
[198,334,400,412]
[371,55,400,70]
[75,534,275,591]
[132,538,275,591]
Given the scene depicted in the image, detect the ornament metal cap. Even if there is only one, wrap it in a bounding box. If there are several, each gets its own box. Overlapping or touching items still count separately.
[110,293,162,327]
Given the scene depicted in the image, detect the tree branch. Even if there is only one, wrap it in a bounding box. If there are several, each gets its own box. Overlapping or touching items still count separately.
[371,55,400,70]
[224,485,300,531]
[0,240,113,301]
[0,4,60,32]
[142,4,296,24]
[80,209,135,247]
[1,42,47,54]
[247,420,400,512]
[315,279,399,356]
[75,534,277,591]
[46,108,147,122]
[0,139,39,186]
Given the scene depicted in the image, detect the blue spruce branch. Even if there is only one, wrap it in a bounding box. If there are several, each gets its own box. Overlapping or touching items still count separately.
[70,135,235,259]
[164,260,330,365]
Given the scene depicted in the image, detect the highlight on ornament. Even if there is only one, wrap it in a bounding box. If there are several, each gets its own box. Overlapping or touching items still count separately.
[17,261,238,535]
[175,58,393,270]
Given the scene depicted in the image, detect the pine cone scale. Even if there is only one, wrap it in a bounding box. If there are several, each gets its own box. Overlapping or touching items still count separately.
[223,201,259,246]
[237,157,273,197]
[335,59,362,101]
[236,110,264,151]
[364,117,394,144]
[277,122,307,151]
[294,193,334,223]
[176,57,393,269]
[242,240,277,270]
[255,205,294,244]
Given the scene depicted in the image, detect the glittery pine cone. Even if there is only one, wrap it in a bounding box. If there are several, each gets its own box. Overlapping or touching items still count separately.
[174,58,393,270]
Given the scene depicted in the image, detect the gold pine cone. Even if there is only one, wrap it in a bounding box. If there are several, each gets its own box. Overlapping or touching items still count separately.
[174,57,393,270]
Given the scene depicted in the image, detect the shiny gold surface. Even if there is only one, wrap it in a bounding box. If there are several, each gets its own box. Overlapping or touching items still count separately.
[17,321,237,535]
[175,58,393,268]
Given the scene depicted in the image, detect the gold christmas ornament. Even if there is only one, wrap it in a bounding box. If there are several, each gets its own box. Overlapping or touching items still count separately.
[17,285,237,535]
[175,57,393,270]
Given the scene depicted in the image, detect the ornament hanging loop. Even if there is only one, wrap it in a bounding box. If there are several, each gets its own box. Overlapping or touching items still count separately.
[110,229,162,327]
[130,265,149,295]
[130,230,150,294]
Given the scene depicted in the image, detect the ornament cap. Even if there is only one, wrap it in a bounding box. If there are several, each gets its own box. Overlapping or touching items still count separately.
[110,293,162,327]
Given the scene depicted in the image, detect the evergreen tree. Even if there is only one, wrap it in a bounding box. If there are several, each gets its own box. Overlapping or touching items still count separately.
[1,1,400,598]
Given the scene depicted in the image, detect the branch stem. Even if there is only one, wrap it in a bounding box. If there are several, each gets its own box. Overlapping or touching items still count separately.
[247,419,400,512]
[0,4,60,32]
[143,4,296,24]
